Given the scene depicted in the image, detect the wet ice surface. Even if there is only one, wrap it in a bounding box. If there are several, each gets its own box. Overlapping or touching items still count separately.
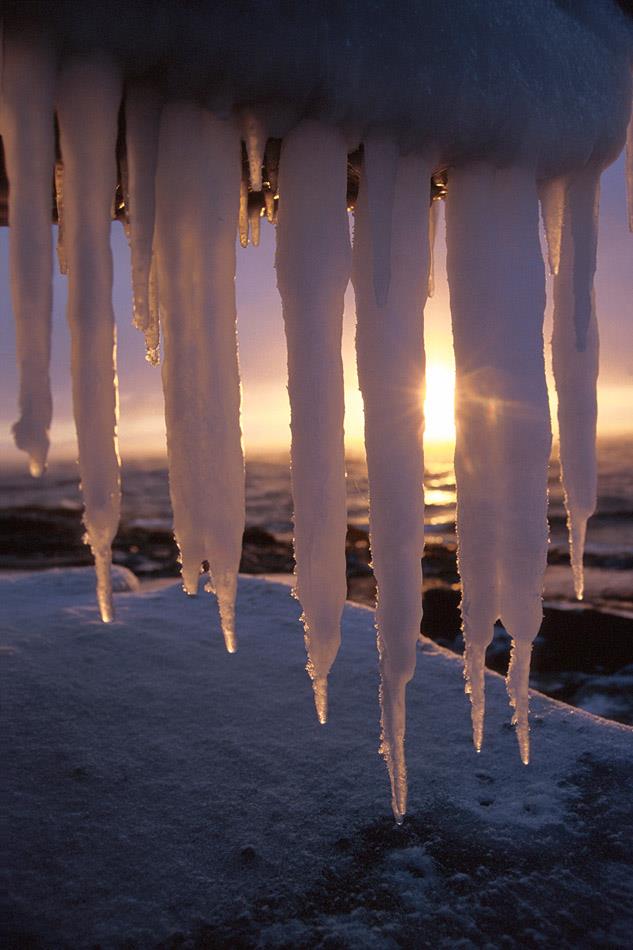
[2,571,632,949]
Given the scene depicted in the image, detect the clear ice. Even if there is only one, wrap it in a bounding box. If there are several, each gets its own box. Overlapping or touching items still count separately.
[352,150,431,821]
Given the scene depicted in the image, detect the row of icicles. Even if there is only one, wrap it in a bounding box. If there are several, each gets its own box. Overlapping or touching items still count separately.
[3,40,632,821]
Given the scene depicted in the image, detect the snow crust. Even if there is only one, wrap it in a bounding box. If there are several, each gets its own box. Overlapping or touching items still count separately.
[2,571,633,948]
[4,2,632,176]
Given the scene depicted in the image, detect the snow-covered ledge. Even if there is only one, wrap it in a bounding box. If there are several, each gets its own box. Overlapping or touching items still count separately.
[3,570,632,946]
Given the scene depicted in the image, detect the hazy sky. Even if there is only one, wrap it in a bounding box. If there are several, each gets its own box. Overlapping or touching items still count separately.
[0,153,631,468]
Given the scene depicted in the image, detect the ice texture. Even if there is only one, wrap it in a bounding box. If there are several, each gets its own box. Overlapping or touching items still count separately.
[428,197,440,297]
[446,164,551,763]
[125,83,162,364]
[551,166,601,602]
[538,177,565,276]
[627,99,633,232]
[153,103,245,652]
[56,57,123,623]
[275,121,350,723]
[362,135,399,307]
[240,109,267,192]
[54,160,68,276]
[352,150,431,822]
[2,34,55,476]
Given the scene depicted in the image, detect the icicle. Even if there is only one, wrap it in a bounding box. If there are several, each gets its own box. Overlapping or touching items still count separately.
[352,151,431,823]
[275,120,350,723]
[57,57,123,623]
[551,166,601,602]
[2,34,55,477]
[428,196,440,297]
[626,103,632,233]
[363,134,399,307]
[239,177,249,247]
[144,254,160,366]
[240,109,266,192]
[264,188,276,223]
[446,164,550,762]
[125,82,161,360]
[54,161,68,275]
[538,177,565,276]
[154,102,245,652]
[249,201,261,247]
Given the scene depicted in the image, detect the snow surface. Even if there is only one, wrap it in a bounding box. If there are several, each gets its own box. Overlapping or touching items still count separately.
[2,570,633,948]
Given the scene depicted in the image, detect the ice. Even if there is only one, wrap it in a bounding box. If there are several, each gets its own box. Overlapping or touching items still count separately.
[125,83,161,364]
[627,103,633,232]
[362,135,399,307]
[240,110,267,192]
[56,57,123,623]
[551,166,601,602]
[538,177,565,276]
[1,34,55,476]
[54,161,68,275]
[352,150,431,822]
[239,178,249,248]
[249,203,261,247]
[427,196,440,297]
[446,164,551,763]
[153,102,245,652]
[275,121,350,723]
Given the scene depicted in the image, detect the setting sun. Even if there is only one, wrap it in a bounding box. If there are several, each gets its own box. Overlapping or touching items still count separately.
[424,362,456,446]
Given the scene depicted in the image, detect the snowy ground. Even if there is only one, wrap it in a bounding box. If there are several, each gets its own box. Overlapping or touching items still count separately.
[2,569,632,949]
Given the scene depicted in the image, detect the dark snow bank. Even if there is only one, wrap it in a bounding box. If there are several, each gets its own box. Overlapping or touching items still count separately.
[2,570,632,949]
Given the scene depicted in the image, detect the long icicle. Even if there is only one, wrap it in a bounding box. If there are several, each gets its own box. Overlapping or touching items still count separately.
[154,103,245,652]
[363,134,399,308]
[2,34,55,476]
[57,57,123,623]
[352,151,431,823]
[446,164,550,762]
[125,82,161,364]
[551,165,601,602]
[494,168,551,765]
[626,100,632,233]
[275,120,350,723]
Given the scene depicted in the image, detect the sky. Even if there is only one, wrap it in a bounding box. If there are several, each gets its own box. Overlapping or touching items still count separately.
[0,152,631,469]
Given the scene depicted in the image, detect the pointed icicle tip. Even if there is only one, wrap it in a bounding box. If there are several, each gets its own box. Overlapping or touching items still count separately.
[538,177,566,276]
[219,607,238,654]
[28,458,45,479]
[570,516,588,601]
[464,640,487,753]
[506,639,532,765]
[95,552,114,624]
[313,676,328,724]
